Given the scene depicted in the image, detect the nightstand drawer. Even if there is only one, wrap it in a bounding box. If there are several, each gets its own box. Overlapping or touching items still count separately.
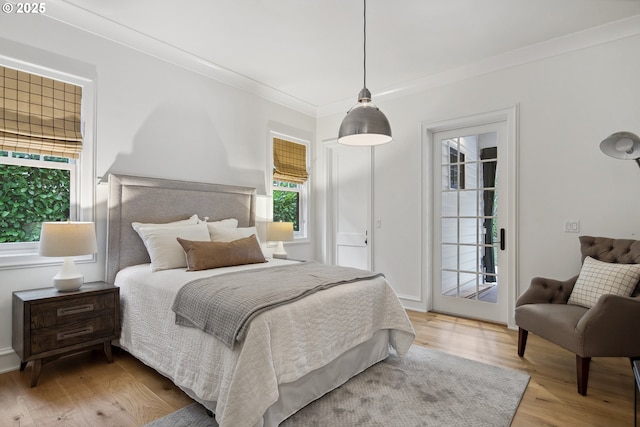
[31,314,116,354]
[30,293,115,329]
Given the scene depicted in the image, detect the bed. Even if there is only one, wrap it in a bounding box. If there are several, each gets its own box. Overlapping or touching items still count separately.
[106,174,415,427]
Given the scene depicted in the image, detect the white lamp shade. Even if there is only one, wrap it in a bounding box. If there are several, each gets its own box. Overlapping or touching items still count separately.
[267,222,294,242]
[39,221,98,257]
[600,131,640,160]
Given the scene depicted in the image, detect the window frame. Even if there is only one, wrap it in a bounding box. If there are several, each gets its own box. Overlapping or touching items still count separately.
[0,152,78,249]
[0,56,96,269]
[449,145,466,190]
[268,131,310,241]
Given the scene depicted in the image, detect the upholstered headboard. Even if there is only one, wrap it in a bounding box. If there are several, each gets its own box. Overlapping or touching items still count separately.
[106,174,256,284]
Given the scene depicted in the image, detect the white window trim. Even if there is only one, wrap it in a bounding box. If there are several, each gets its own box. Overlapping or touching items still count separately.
[0,54,96,270]
[268,130,310,242]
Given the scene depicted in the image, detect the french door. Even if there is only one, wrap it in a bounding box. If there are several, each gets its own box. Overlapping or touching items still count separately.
[432,121,509,323]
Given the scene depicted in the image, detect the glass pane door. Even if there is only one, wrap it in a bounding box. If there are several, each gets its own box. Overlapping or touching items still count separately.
[440,132,498,302]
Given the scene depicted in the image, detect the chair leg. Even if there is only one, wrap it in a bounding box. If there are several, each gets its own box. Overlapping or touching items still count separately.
[576,355,591,396]
[517,328,528,357]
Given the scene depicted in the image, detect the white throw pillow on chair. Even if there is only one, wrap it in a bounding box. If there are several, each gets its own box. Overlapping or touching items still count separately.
[568,256,640,308]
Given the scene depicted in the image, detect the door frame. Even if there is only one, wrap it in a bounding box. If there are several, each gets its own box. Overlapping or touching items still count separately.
[421,105,519,328]
[324,139,373,270]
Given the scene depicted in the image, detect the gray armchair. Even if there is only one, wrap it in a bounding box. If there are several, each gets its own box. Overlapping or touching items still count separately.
[515,235,640,395]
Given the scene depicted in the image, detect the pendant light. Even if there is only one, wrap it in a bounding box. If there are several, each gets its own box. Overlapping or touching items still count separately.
[338,0,392,146]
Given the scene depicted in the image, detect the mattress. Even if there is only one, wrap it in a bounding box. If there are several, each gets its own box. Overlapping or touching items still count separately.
[115,259,415,427]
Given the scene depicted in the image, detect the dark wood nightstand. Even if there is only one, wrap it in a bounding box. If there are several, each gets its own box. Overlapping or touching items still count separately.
[12,282,120,387]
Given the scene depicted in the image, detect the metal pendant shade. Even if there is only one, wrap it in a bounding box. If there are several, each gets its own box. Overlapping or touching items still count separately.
[338,0,392,146]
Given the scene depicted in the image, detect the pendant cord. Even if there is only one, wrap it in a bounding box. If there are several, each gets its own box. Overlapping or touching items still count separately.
[363,0,367,90]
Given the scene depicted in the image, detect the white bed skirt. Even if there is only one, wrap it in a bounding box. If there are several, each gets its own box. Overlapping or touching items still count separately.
[180,329,391,427]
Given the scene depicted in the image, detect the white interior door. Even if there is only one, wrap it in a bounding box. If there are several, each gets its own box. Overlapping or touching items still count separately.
[432,121,509,323]
[327,143,371,270]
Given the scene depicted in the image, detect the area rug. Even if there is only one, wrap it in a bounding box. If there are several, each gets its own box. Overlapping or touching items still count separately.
[144,345,529,427]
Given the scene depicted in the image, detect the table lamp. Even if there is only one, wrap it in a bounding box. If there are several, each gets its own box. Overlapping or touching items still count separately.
[39,221,98,292]
[267,221,294,259]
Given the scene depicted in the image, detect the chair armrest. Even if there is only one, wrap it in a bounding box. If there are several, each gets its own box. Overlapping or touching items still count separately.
[577,294,640,356]
[515,275,578,306]
[578,294,640,333]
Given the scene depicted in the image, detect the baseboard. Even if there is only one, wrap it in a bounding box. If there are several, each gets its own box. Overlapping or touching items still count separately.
[0,347,20,374]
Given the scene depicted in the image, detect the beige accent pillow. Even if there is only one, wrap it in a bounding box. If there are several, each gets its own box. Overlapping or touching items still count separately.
[134,222,210,271]
[568,256,640,308]
[209,226,259,242]
[205,218,239,240]
[177,235,267,271]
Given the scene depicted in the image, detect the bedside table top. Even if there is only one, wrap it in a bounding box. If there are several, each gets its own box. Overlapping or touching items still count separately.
[13,282,116,302]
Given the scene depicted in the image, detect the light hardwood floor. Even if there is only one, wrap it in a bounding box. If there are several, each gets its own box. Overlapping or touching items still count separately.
[0,311,634,426]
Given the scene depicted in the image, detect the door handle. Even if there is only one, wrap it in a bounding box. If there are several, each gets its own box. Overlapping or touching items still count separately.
[500,228,506,251]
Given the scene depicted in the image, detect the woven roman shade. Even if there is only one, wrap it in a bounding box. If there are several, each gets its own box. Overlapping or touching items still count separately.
[0,66,83,159]
[273,138,308,184]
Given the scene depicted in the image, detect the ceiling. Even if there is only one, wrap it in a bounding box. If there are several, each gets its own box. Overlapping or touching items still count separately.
[51,0,640,115]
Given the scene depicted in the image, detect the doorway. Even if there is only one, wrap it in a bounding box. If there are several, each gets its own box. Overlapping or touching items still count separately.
[326,142,372,270]
[424,108,517,325]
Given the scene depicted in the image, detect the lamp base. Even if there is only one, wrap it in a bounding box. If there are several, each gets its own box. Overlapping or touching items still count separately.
[53,257,84,292]
[272,241,288,259]
[53,276,83,292]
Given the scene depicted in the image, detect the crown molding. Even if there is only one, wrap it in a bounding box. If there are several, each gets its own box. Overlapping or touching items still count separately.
[42,2,640,119]
[318,14,640,117]
[44,0,318,117]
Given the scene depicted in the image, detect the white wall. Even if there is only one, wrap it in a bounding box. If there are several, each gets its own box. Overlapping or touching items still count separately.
[2,12,639,374]
[317,34,640,313]
[0,14,315,372]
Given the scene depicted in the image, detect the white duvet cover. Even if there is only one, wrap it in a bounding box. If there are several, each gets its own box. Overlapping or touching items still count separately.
[115,259,415,427]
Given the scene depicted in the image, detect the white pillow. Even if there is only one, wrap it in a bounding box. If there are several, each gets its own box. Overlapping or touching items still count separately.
[134,222,210,271]
[209,226,259,243]
[568,256,640,308]
[132,214,199,232]
[205,218,239,240]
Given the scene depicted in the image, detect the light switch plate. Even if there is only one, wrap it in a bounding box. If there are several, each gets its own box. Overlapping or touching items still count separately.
[564,220,580,233]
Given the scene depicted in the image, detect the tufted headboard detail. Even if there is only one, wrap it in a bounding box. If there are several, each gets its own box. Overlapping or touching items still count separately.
[106,174,256,284]
[579,235,640,265]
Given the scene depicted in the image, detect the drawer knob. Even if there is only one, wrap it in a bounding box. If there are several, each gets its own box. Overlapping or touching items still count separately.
[57,304,94,316]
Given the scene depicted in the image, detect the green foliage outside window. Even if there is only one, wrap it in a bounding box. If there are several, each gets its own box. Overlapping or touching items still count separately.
[273,189,299,231]
[0,164,70,243]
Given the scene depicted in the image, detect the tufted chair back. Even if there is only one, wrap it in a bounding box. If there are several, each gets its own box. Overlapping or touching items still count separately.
[579,235,640,264]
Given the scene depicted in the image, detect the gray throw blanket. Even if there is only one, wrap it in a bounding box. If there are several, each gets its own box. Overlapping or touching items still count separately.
[171,261,384,349]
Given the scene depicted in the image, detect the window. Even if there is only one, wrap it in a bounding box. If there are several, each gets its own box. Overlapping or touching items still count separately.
[449,146,466,190]
[271,136,309,239]
[0,62,93,268]
[0,152,76,243]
